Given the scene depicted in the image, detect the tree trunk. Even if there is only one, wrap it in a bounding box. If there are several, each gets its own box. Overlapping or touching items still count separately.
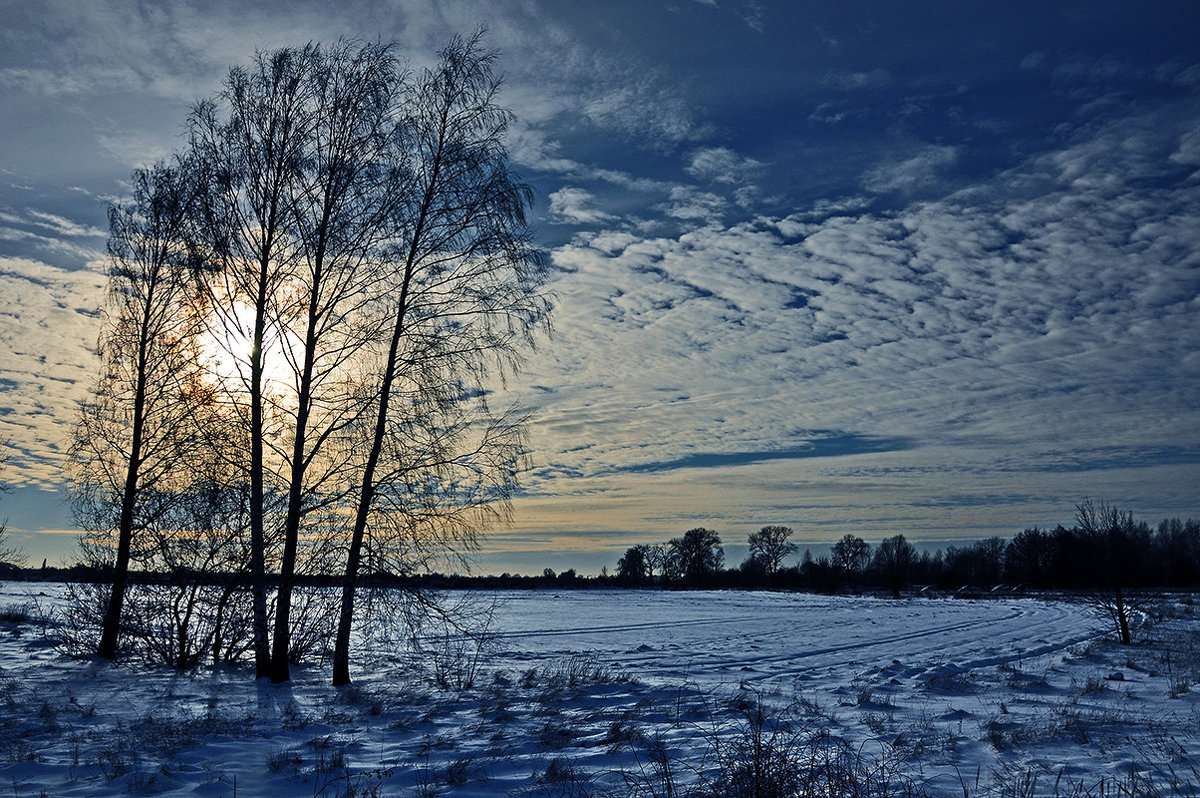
[332,298,408,686]
[270,240,326,684]
[96,467,138,659]
[248,290,272,679]
[1115,587,1131,645]
[97,304,152,660]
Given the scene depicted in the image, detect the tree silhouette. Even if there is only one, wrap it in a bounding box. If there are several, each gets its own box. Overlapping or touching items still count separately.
[617,546,649,584]
[747,526,796,578]
[831,534,870,578]
[1075,500,1150,645]
[189,44,317,677]
[873,534,915,598]
[68,161,209,660]
[1004,528,1052,588]
[667,528,724,587]
[330,32,548,686]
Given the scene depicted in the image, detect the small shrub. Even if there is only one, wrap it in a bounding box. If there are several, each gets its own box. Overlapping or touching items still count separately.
[535,756,592,798]
[282,699,313,730]
[0,602,32,624]
[1,734,41,764]
[601,712,646,751]
[266,747,304,774]
[444,755,479,787]
[334,684,385,716]
[536,720,575,750]
[310,741,362,798]
[544,654,622,692]
[984,715,1029,751]
[855,686,894,708]
[0,677,20,710]
[862,711,891,736]
[95,738,141,781]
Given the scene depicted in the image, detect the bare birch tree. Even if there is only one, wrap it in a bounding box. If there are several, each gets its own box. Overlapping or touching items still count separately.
[264,40,408,683]
[189,45,318,677]
[67,161,208,660]
[331,32,550,686]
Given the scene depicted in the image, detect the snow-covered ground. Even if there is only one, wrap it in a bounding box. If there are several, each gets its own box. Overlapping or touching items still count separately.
[1,583,1198,796]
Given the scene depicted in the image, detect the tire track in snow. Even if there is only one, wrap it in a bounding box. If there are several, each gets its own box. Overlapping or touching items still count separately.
[488,614,758,641]
[726,603,1101,685]
[629,609,1024,681]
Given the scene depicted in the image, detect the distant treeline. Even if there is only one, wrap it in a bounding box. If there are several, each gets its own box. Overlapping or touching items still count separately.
[4,504,1196,598]
[610,505,1200,596]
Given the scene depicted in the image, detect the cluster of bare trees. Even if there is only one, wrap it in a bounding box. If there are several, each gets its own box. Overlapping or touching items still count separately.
[65,33,549,684]
[614,505,1200,633]
[616,528,727,588]
[616,526,915,592]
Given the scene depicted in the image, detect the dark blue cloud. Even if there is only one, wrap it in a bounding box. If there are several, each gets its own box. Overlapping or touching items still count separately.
[619,434,912,474]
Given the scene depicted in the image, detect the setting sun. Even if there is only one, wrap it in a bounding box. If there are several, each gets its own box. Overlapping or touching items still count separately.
[197,293,300,408]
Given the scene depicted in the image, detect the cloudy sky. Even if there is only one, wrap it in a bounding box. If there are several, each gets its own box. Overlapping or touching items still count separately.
[2,1,1198,573]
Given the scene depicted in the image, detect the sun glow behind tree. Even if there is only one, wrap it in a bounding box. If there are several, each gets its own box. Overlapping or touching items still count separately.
[63,34,550,683]
[197,289,302,412]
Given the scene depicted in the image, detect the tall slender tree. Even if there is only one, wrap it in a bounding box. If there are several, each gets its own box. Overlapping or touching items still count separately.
[267,40,407,683]
[331,32,550,685]
[68,161,207,660]
[190,46,317,677]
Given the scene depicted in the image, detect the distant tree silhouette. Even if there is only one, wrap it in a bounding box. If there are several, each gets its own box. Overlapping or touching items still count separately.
[747,526,797,578]
[610,507,1199,596]
[1156,517,1200,586]
[831,534,870,579]
[643,544,668,582]
[1004,527,1052,588]
[873,534,916,598]
[667,528,724,587]
[942,537,1006,588]
[617,546,649,584]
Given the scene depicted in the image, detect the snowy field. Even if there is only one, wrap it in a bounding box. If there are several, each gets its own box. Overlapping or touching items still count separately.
[2,583,1199,796]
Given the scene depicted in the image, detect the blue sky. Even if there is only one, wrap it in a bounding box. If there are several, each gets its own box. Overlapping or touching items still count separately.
[1,0,1198,573]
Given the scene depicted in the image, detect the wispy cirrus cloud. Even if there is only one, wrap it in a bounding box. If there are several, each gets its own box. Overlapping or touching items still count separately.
[862,145,960,194]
